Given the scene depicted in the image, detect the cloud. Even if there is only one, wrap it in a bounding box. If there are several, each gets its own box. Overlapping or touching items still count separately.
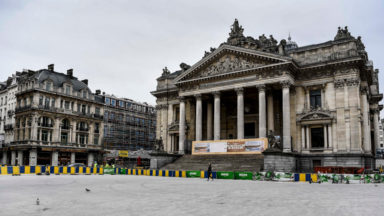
[0,0,383,118]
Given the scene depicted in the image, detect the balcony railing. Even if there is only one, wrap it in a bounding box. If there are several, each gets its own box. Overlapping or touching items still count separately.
[76,126,89,132]
[15,105,32,113]
[38,123,53,127]
[4,124,13,131]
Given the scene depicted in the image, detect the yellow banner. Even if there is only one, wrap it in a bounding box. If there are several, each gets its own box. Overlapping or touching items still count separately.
[118,150,129,157]
[192,138,268,155]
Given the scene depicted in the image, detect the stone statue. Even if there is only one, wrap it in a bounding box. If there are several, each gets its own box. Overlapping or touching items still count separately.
[162,67,170,76]
[267,130,282,151]
[180,63,191,71]
[155,138,164,152]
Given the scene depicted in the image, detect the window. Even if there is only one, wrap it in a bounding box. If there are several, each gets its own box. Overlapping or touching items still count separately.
[46,82,51,91]
[44,97,50,108]
[82,90,87,98]
[65,85,71,95]
[105,97,110,105]
[39,96,43,106]
[104,111,108,119]
[65,101,70,110]
[81,105,86,114]
[30,96,33,105]
[310,90,322,108]
[311,127,324,148]
[94,123,99,133]
[42,130,49,142]
[94,135,99,145]
[119,101,124,107]
[95,107,100,115]
[61,132,68,144]
[51,98,55,107]
[111,99,116,106]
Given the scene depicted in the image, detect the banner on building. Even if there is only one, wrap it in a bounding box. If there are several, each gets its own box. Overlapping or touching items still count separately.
[118,151,129,158]
[192,138,268,155]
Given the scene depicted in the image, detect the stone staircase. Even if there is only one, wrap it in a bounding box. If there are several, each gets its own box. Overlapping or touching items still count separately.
[161,154,264,172]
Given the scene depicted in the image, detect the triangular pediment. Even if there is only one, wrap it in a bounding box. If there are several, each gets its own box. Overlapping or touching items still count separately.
[174,45,292,84]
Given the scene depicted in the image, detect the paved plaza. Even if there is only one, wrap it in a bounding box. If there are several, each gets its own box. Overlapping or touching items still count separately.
[0,175,383,216]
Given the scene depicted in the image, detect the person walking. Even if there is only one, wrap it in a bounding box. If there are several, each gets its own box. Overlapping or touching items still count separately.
[207,163,213,181]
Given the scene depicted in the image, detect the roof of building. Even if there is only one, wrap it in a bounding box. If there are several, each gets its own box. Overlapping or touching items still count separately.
[34,69,90,92]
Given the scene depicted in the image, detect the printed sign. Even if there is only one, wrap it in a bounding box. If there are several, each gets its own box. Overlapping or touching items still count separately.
[118,150,129,157]
[192,138,268,155]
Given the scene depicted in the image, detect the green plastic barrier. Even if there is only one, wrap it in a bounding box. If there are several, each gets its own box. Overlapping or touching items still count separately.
[186,171,201,178]
[216,171,234,179]
[254,172,263,180]
[119,169,127,174]
[234,171,253,180]
[104,168,115,175]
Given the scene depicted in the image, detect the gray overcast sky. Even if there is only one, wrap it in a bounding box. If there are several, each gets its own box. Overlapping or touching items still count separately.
[0,0,383,116]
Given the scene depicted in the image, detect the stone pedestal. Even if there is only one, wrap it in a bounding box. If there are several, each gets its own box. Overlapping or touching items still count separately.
[263,150,297,172]
[71,152,76,164]
[29,149,37,166]
[51,151,59,166]
[87,153,94,167]
[11,151,16,166]
[2,151,7,165]
[17,151,23,166]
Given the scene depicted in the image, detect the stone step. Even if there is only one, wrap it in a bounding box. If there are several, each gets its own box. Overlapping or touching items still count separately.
[161,154,264,172]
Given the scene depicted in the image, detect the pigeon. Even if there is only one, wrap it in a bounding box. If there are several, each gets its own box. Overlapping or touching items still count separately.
[36,198,40,205]
[85,188,91,192]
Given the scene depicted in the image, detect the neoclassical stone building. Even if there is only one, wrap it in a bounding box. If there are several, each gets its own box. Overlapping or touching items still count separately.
[1,65,105,166]
[152,20,382,170]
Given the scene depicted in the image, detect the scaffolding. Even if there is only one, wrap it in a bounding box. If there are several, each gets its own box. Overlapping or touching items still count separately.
[102,95,156,151]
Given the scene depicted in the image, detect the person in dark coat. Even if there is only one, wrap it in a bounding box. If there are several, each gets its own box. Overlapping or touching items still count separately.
[207,163,212,181]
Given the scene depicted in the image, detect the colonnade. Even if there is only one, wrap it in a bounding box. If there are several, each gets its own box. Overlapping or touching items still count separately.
[178,81,292,154]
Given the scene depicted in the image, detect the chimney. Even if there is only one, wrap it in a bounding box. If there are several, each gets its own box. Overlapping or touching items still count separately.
[82,79,88,85]
[67,69,73,78]
[95,89,101,95]
[48,64,54,71]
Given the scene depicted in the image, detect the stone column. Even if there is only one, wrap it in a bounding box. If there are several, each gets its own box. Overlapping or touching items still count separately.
[323,125,328,148]
[328,124,333,149]
[373,109,380,151]
[267,92,274,132]
[167,104,174,152]
[361,87,371,153]
[87,153,94,167]
[258,85,266,138]
[51,151,58,166]
[178,97,186,154]
[17,150,23,165]
[11,151,16,166]
[2,151,7,165]
[29,149,37,166]
[207,102,213,140]
[195,94,202,141]
[281,81,291,152]
[306,126,310,149]
[71,120,77,144]
[236,88,244,139]
[301,126,306,151]
[213,92,221,140]
[70,152,76,164]
[52,118,61,142]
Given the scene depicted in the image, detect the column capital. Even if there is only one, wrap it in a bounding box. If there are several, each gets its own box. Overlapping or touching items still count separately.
[212,91,220,97]
[235,88,244,95]
[280,80,292,89]
[256,84,266,92]
[360,86,369,94]
[194,94,202,100]
[178,96,186,102]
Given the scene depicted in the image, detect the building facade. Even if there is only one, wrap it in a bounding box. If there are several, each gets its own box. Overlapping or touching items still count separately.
[102,93,156,151]
[0,74,19,157]
[152,20,383,170]
[0,65,104,166]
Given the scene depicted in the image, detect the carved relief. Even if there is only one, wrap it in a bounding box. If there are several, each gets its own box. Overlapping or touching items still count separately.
[345,78,359,86]
[334,79,345,88]
[194,54,266,79]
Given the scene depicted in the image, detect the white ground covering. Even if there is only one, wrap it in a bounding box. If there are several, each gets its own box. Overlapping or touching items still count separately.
[0,175,383,216]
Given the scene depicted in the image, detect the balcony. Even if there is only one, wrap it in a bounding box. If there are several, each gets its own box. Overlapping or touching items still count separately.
[93,113,104,120]
[4,124,13,131]
[77,126,89,132]
[15,105,32,113]
[38,123,53,128]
